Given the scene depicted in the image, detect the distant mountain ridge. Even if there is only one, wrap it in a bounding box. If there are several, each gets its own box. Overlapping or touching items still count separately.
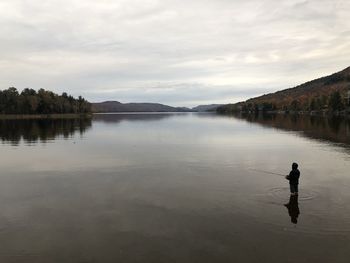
[218,66,350,113]
[92,101,191,113]
[192,104,223,112]
[92,101,224,113]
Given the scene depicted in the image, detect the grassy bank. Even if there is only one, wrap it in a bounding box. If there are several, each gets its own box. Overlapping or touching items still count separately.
[0,113,92,120]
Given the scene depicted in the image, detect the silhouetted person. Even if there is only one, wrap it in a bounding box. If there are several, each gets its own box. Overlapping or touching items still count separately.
[284,194,300,224]
[286,162,300,195]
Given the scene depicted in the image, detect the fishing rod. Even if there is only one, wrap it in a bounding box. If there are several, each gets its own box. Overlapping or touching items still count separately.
[249,168,286,177]
[188,164,287,178]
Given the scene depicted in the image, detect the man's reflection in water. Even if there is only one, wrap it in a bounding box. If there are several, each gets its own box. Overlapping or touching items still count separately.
[284,194,300,224]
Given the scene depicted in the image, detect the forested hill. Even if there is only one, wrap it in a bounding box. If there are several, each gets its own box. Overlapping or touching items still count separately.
[218,66,350,113]
[92,101,191,112]
[192,104,223,112]
[0,88,91,114]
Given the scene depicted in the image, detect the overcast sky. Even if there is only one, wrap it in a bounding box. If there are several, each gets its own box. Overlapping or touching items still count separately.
[0,0,349,106]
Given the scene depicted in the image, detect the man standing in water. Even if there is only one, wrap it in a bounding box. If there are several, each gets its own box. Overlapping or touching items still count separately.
[286,163,300,195]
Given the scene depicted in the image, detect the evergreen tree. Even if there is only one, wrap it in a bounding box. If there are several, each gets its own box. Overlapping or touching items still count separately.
[329,91,344,111]
[0,88,91,114]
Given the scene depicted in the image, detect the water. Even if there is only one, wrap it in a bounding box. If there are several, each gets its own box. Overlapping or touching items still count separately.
[0,113,349,263]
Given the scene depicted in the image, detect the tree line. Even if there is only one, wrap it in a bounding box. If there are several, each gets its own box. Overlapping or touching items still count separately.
[264,91,348,112]
[217,91,350,114]
[0,87,91,114]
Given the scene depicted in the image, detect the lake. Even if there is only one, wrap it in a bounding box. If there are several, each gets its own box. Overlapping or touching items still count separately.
[0,113,349,263]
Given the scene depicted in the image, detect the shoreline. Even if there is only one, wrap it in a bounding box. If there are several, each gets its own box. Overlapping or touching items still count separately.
[218,109,350,118]
[0,113,92,120]
[266,110,350,116]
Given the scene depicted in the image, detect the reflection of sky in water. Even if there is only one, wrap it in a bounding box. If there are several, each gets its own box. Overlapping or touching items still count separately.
[1,114,349,178]
[0,113,350,262]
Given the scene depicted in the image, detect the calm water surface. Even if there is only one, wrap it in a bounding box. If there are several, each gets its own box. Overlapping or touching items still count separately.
[0,113,350,263]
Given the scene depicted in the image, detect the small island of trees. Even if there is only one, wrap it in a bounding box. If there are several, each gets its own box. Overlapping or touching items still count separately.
[0,87,91,115]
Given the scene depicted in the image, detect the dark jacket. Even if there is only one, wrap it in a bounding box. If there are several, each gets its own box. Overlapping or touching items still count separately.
[288,169,300,185]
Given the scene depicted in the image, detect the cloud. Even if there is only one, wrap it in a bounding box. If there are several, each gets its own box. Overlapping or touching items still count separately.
[0,0,349,106]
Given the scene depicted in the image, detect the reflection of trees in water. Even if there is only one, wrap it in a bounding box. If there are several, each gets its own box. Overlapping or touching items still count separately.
[0,118,92,145]
[237,113,350,147]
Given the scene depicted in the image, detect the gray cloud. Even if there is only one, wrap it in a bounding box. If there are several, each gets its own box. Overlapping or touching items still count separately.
[0,0,349,106]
